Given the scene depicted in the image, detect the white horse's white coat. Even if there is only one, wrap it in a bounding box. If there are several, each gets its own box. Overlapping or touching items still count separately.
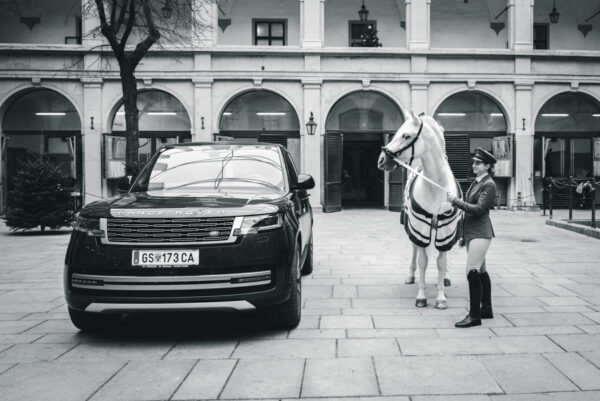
[378,111,460,308]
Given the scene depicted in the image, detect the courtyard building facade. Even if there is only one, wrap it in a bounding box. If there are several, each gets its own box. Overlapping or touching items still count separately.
[1,0,600,212]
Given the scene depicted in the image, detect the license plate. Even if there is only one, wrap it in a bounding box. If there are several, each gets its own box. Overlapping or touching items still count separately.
[132,250,199,267]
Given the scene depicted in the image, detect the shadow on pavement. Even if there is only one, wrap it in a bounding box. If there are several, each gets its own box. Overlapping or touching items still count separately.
[73,309,283,342]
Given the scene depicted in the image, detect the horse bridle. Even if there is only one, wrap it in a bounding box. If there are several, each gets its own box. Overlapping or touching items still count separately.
[381,120,424,166]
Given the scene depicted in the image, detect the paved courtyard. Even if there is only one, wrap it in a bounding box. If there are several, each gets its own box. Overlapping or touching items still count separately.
[1,209,600,401]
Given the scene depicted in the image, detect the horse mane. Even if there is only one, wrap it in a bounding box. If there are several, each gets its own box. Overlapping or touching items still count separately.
[421,115,446,153]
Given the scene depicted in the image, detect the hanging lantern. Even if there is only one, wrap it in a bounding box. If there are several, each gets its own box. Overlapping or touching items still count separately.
[549,0,559,24]
[358,1,369,22]
[162,0,173,19]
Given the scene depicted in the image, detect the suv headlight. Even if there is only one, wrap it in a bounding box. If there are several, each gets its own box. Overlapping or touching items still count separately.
[73,216,105,237]
[234,214,282,235]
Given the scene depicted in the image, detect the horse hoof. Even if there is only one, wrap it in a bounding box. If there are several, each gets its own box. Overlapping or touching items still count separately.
[436,300,448,309]
[405,277,416,284]
[444,278,451,287]
[415,298,427,308]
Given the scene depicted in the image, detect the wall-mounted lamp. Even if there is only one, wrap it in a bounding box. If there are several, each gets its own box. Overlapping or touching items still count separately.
[305,112,317,135]
[575,9,598,37]
[201,116,205,130]
[549,0,560,24]
[90,116,94,130]
[490,6,508,36]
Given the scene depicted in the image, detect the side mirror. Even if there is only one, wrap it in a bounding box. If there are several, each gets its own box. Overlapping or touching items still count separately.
[295,174,315,190]
[117,176,131,193]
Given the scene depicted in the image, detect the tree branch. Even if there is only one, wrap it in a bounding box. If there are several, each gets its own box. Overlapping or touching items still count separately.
[130,0,160,67]
[94,0,121,54]
[110,0,117,29]
[118,0,136,53]
[115,0,129,31]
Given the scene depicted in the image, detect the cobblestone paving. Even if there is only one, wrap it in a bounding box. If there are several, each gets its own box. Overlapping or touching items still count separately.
[0,210,599,401]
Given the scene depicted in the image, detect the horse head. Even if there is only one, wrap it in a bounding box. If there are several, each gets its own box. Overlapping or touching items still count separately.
[378,109,428,171]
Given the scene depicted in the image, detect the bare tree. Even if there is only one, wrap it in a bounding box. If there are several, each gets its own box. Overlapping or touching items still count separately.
[85,0,212,175]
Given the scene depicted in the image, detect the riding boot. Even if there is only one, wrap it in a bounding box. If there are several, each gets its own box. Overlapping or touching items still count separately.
[480,271,494,319]
[455,269,482,328]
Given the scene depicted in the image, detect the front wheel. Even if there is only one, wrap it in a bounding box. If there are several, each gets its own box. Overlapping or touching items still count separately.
[68,307,120,332]
[262,246,301,329]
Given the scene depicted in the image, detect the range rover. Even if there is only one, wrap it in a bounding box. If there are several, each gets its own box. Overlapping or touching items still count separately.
[64,143,314,331]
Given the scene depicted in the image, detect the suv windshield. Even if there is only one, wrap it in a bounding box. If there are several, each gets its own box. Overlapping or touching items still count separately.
[132,145,286,193]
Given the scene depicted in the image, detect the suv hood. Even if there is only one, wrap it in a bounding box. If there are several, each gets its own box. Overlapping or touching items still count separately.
[81,191,285,218]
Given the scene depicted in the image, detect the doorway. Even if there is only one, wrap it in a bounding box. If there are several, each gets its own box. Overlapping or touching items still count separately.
[341,133,384,207]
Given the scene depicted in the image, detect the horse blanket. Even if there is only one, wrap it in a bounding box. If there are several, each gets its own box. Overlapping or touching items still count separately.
[402,171,463,252]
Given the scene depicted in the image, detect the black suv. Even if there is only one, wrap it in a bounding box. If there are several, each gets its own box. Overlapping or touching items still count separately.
[64,143,314,330]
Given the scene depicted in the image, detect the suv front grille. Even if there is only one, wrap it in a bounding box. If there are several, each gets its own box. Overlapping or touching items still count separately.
[106,217,235,243]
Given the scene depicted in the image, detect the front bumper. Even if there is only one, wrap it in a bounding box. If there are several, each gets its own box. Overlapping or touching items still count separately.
[64,228,295,312]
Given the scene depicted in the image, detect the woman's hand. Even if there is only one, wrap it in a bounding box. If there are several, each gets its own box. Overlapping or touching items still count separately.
[446,192,456,203]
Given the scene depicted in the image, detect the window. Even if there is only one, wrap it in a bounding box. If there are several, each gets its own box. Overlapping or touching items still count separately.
[65,17,83,44]
[349,21,376,47]
[253,20,286,46]
[534,23,548,50]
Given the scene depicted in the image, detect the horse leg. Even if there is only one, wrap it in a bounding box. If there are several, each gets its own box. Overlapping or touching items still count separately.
[442,250,451,286]
[415,247,428,307]
[405,242,418,284]
[435,251,448,309]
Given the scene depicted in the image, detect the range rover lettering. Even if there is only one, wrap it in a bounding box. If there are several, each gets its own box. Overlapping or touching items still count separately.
[64,143,314,330]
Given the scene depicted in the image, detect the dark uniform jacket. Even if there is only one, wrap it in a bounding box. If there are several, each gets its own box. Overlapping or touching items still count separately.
[451,174,496,241]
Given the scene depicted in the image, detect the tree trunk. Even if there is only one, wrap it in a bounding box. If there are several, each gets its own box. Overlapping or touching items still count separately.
[120,66,140,176]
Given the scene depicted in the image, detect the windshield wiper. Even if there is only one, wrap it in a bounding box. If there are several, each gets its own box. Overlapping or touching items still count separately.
[164,178,282,192]
[218,178,282,191]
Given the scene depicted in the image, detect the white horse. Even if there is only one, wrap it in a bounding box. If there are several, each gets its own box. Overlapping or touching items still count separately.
[378,110,462,309]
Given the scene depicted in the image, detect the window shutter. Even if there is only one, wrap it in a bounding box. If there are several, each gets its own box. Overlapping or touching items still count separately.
[322,132,343,212]
[258,133,287,148]
[385,133,405,211]
[445,134,473,194]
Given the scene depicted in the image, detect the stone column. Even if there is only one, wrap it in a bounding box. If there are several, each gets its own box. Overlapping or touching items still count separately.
[81,0,102,47]
[300,0,324,48]
[508,0,533,51]
[193,79,213,142]
[406,0,430,49]
[514,81,535,208]
[410,80,429,114]
[81,0,103,71]
[81,78,104,203]
[302,79,322,203]
[192,0,218,47]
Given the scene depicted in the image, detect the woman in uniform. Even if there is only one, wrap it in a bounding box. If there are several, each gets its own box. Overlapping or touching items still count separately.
[447,147,497,328]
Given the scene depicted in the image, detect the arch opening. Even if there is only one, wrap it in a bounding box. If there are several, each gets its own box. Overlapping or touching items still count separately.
[533,92,600,207]
[434,91,510,205]
[1,88,82,212]
[218,90,301,167]
[323,91,404,210]
[106,90,192,194]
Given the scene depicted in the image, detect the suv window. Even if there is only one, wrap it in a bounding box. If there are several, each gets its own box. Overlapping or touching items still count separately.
[282,150,299,186]
[133,145,286,193]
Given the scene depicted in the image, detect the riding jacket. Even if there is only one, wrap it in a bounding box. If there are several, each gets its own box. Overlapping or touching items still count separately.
[452,174,497,241]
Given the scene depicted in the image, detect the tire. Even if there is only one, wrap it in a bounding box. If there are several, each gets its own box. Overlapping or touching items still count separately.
[263,245,301,329]
[68,307,119,332]
[301,237,313,276]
